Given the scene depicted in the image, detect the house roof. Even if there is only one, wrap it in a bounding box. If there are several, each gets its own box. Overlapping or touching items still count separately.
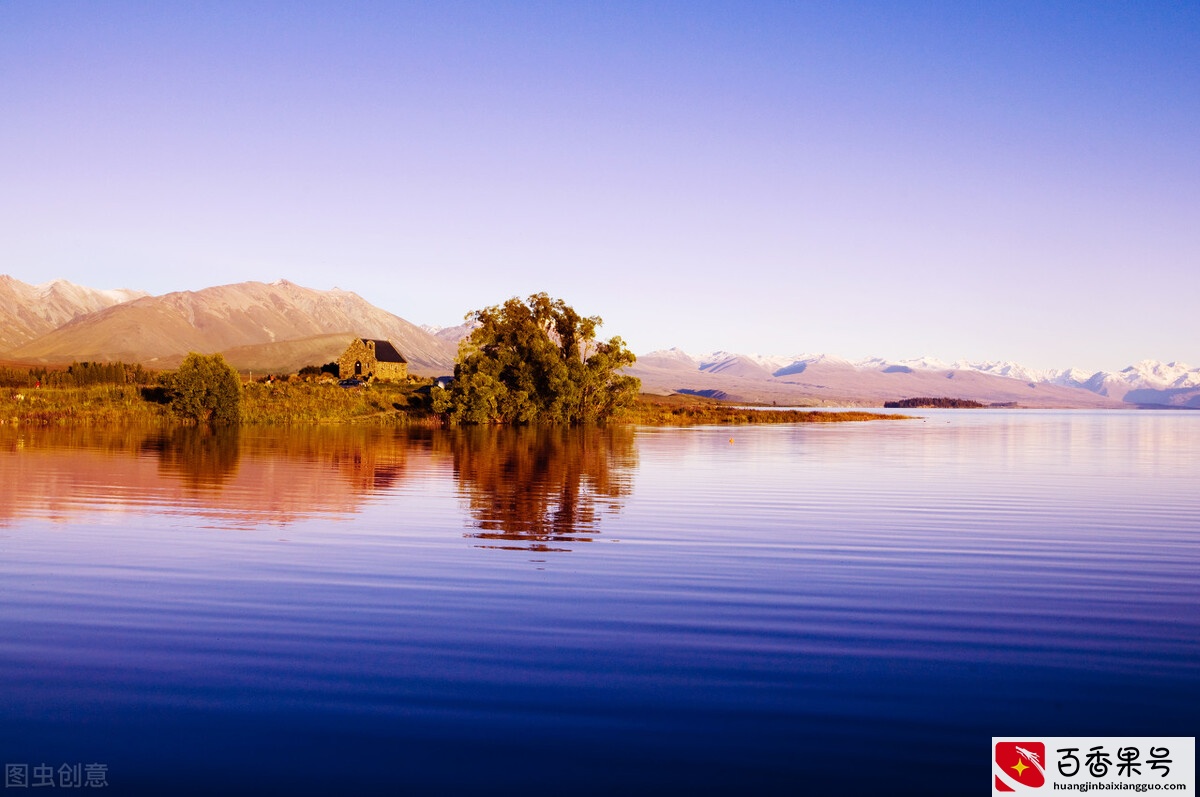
[363,338,407,363]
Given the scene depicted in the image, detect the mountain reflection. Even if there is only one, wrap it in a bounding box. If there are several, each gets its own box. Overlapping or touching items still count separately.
[443,426,636,552]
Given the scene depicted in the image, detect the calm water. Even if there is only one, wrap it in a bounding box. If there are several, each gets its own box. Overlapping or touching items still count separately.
[1,412,1197,795]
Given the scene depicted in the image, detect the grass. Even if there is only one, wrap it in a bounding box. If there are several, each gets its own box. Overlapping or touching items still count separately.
[2,385,170,427]
[2,381,434,427]
[240,381,439,425]
[2,383,911,427]
[621,393,912,425]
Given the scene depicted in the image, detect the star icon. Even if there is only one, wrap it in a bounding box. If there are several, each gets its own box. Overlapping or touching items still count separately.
[1011,758,1029,777]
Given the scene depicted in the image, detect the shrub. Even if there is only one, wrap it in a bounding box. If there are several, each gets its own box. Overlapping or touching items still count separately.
[167,353,243,425]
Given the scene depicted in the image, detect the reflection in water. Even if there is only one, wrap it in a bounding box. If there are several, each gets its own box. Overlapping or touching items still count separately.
[444,425,636,551]
[0,425,635,545]
[242,425,413,496]
[141,426,242,491]
[0,425,418,528]
[2,413,1197,796]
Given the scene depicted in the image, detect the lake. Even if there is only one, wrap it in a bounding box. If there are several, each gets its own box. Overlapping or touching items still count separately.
[1,411,1197,795]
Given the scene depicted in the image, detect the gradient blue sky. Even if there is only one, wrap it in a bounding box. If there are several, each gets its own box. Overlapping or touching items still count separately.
[2,1,1196,372]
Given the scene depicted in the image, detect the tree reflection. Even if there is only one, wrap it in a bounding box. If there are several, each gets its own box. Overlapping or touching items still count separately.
[2,423,634,536]
[444,425,637,552]
[141,426,242,491]
[2,425,421,527]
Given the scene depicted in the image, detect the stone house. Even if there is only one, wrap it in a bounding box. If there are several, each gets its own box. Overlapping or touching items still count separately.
[338,338,408,381]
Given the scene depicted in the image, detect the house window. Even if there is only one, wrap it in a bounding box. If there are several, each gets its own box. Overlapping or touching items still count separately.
[355,361,362,376]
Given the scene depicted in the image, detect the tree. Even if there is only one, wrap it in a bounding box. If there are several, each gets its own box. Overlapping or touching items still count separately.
[168,353,243,425]
[442,293,640,424]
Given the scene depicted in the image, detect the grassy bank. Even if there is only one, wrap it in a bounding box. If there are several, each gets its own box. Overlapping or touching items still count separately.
[240,381,438,425]
[2,385,170,426]
[623,394,912,425]
[2,382,436,427]
[3,383,911,427]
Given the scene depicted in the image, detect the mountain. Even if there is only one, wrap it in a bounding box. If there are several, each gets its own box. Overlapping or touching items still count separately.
[697,352,779,380]
[0,275,145,351]
[634,347,702,373]
[924,359,1199,405]
[1084,360,1200,407]
[422,320,477,345]
[5,273,1195,406]
[5,279,456,376]
[630,350,1152,408]
[1118,360,1200,388]
[942,359,1198,406]
[834,356,1199,404]
[149,333,364,376]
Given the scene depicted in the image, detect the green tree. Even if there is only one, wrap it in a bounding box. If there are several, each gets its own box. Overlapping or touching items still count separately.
[168,353,243,425]
[443,293,640,424]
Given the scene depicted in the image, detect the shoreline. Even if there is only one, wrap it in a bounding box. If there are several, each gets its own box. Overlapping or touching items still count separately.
[3,384,915,427]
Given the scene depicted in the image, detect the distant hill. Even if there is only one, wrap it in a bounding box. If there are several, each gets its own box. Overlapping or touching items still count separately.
[631,349,1200,408]
[629,350,1130,408]
[150,333,357,376]
[3,278,456,376]
[421,320,477,345]
[0,275,146,351]
[1065,360,1200,407]
[861,355,1200,407]
[5,273,1195,407]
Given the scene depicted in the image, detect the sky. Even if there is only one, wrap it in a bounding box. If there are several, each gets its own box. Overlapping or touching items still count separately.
[1,1,1197,373]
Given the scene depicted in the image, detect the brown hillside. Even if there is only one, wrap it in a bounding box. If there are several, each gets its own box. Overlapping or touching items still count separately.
[153,332,448,378]
[0,275,145,351]
[8,279,456,375]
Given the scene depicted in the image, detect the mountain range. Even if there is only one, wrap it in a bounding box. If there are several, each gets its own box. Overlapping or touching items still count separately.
[3,275,1197,408]
[627,350,1200,408]
[1,277,457,376]
[0,275,147,352]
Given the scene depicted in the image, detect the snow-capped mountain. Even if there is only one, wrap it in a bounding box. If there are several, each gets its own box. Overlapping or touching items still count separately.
[424,320,478,344]
[1117,360,1200,389]
[1045,367,1099,388]
[697,352,794,379]
[948,360,1055,383]
[855,356,951,372]
[925,358,1199,394]
[633,348,1200,408]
